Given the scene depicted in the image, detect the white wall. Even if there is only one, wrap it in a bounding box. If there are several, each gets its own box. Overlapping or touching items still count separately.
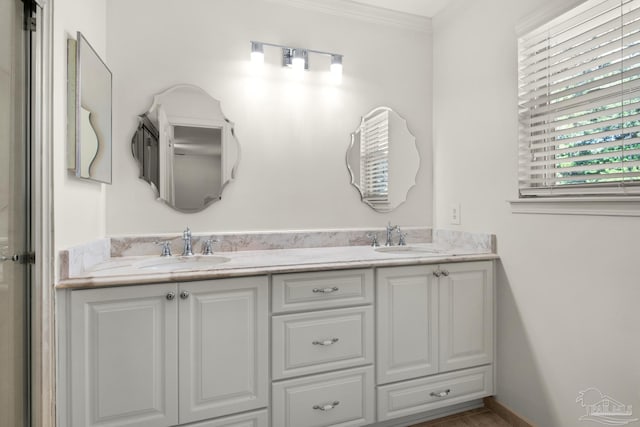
[433,1,640,426]
[105,0,432,235]
[53,0,107,256]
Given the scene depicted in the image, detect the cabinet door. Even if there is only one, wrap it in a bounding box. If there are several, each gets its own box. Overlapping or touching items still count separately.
[178,276,268,423]
[70,284,178,427]
[376,266,439,385]
[439,261,493,372]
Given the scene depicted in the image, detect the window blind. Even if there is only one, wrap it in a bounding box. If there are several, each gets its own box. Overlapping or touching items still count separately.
[360,109,389,205]
[518,0,640,196]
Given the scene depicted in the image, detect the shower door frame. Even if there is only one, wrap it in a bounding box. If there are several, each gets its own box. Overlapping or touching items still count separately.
[27,0,55,426]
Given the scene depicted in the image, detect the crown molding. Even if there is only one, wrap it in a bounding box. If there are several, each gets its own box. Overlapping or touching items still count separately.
[266,0,432,33]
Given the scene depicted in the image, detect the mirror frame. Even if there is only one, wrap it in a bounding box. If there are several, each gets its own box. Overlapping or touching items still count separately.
[66,31,113,184]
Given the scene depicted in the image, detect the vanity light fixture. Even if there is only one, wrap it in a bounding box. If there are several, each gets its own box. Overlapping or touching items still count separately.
[250,40,342,77]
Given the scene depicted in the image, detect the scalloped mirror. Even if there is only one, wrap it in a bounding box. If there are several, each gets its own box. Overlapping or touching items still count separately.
[131,85,239,212]
[346,106,419,212]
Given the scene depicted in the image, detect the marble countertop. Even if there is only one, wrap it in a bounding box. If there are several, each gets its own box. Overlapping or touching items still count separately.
[57,243,498,290]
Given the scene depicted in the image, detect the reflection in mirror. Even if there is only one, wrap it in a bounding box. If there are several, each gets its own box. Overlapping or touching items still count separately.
[79,107,99,177]
[346,106,419,212]
[67,32,112,183]
[131,85,239,212]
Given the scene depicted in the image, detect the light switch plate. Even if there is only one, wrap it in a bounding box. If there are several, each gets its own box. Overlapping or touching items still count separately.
[450,203,461,225]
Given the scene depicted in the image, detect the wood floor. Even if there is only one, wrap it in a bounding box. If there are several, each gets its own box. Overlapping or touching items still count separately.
[410,407,513,427]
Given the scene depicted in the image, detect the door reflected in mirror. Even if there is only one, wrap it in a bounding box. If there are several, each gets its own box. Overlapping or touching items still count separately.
[131,85,239,212]
[346,106,419,212]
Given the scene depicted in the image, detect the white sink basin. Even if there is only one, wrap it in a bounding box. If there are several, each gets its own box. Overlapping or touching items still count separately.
[375,245,447,256]
[135,255,231,271]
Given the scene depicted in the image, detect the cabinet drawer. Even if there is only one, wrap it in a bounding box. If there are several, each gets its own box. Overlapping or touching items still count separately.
[272,307,374,379]
[272,269,373,313]
[377,365,493,421]
[184,409,268,426]
[273,366,375,427]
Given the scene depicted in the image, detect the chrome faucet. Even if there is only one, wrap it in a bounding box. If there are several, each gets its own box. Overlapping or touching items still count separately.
[182,227,193,256]
[385,222,398,246]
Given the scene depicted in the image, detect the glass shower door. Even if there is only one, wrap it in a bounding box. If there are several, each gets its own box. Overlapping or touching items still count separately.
[0,0,30,426]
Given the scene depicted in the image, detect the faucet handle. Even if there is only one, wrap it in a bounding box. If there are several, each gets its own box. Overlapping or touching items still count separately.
[397,228,408,246]
[154,241,172,257]
[202,238,219,255]
[366,232,379,247]
[183,227,192,239]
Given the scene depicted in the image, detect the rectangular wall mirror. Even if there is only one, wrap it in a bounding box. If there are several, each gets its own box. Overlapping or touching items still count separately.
[67,31,112,184]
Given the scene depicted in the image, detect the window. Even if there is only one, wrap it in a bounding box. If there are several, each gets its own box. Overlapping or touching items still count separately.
[518,0,640,197]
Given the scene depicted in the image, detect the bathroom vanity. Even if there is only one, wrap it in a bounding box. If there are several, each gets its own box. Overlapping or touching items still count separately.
[56,234,496,427]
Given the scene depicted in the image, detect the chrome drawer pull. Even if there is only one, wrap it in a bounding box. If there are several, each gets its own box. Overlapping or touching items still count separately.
[312,338,339,346]
[313,401,340,411]
[312,287,339,294]
[430,389,451,398]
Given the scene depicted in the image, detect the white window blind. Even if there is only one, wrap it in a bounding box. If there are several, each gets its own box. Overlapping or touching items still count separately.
[360,109,389,205]
[518,0,640,197]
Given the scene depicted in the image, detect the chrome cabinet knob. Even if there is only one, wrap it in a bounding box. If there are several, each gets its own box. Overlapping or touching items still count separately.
[441,270,449,277]
[433,271,442,278]
[166,292,176,301]
[180,291,190,299]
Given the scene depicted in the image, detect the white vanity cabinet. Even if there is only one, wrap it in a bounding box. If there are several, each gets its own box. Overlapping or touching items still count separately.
[376,261,494,421]
[63,257,495,427]
[67,276,268,427]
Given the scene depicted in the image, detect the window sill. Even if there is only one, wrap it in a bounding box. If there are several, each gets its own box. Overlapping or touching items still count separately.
[509,197,640,217]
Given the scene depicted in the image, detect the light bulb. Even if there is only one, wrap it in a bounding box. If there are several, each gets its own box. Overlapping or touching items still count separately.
[330,55,342,76]
[250,42,264,65]
[292,49,306,72]
[330,54,343,83]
